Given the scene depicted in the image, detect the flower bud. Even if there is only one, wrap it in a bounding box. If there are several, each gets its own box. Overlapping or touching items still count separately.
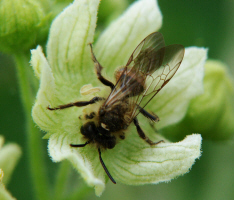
[163,60,234,141]
[0,0,45,53]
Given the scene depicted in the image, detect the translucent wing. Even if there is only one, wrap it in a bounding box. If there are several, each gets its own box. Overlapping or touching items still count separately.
[126,32,165,67]
[103,32,184,123]
[130,44,185,119]
[103,32,165,108]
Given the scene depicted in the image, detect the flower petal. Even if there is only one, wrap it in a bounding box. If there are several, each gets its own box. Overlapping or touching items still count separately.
[0,143,21,185]
[31,46,60,132]
[94,0,162,75]
[150,47,208,129]
[0,182,16,200]
[0,136,4,149]
[31,0,205,196]
[32,0,108,192]
[105,133,201,184]
[47,0,99,87]
[48,132,106,196]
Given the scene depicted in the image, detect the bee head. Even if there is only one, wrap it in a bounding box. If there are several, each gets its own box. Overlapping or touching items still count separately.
[80,121,96,139]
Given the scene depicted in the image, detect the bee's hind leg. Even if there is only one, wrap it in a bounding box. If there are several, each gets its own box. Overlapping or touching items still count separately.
[89,44,115,90]
[149,120,158,133]
[137,106,160,123]
[133,117,164,145]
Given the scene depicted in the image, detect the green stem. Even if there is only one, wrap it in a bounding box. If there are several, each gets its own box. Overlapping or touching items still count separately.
[14,53,50,200]
[53,161,71,200]
[67,183,92,200]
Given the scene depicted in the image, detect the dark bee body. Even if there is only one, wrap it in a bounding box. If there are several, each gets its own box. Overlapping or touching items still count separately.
[48,32,185,184]
[84,112,95,119]
[80,121,116,149]
[115,67,145,97]
[80,102,128,149]
[98,100,130,132]
[81,98,130,150]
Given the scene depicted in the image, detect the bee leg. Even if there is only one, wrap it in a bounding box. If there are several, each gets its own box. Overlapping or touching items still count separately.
[119,133,125,140]
[70,142,117,184]
[98,148,116,184]
[137,106,160,122]
[70,140,91,147]
[89,44,115,90]
[149,120,158,133]
[47,96,104,110]
[133,117,164,146]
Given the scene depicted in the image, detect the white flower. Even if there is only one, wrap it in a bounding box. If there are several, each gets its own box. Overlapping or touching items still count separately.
[31,0,207,196]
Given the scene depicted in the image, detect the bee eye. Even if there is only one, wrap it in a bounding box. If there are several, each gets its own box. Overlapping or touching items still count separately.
[80,122,96,137]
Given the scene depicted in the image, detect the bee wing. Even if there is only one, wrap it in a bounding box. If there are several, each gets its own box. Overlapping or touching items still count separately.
[103,32,184,124]
[103,32,166,109]
[126,32,165,67]
[131,44,185,119]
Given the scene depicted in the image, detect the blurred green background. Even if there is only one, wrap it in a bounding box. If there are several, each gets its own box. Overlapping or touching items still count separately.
[0,0,234,199]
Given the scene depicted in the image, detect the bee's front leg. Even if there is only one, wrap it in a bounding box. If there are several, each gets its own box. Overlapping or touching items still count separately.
[133,117,164,145]
[89,44,115,90]
[47,97,104,110]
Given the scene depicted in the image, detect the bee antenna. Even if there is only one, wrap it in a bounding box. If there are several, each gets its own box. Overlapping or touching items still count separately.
[98,148,116,184]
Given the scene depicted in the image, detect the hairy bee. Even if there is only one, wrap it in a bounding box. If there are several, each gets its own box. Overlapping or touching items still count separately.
[48,32,185,184]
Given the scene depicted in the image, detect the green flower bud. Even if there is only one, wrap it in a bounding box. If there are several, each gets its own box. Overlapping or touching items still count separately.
[0,0,45,53]
[163,60,234,141]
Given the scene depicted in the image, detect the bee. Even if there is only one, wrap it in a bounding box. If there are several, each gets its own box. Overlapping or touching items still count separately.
[48,32,185,184]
